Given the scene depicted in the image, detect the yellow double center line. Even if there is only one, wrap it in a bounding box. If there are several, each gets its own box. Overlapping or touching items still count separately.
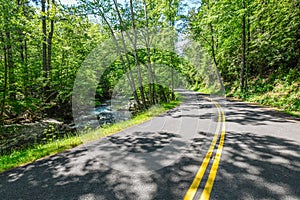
[184,98,226,200]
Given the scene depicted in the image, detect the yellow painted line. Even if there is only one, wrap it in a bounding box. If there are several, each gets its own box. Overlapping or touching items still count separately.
[199,103,226,200]
[183,99,222,200]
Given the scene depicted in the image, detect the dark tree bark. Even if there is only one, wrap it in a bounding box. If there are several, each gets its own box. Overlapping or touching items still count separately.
[206,0,218,68]
[47,0,55,75]
[129,0,147,108]
[240,0,246,92]
[246,0,251,91]
[6,31,15,101]
[0,32,8,124]
[24,39,28,97]
[19,37,27,97]
[112,0,142,109]
[96,3,141,109]
[42,0,47,77]
[143,0,155,105]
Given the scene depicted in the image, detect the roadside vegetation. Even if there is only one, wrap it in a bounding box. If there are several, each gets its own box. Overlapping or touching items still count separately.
[227,68,300,116]
[188,0,299,115]
[0,0,299,172]
[0,100,180,172]
[0,0,194,172]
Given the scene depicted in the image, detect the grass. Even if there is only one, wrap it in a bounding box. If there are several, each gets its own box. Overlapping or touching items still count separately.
[191,83,211,94]
[282,110,300,118]
[0,100,181,173]
[226,68,300,118]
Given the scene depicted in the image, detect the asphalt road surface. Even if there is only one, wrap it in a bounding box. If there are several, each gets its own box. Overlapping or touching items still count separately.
[1,89,299,200]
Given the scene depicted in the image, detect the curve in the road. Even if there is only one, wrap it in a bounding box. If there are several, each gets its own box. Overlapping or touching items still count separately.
[184,97,226,200]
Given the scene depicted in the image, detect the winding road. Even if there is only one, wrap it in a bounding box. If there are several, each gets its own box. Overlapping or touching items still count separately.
[1,89,300,200]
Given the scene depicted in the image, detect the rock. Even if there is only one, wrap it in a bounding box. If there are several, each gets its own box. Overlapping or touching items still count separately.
[42,118,64,125]
[0,119,76,155]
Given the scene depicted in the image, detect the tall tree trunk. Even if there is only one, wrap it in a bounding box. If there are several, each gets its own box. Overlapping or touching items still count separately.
[113,0,143,109]
[129,0,147,108]
[6,31,15,101]
[170,25,175,101]
[16,0,27,98]
[246,1,251,91]
[143,0,155,105]
[97,4,141,109]
[24,39,28,97]
[240,0,246,92]
[42,0,47,78]
[0,32,8,124]
[210,24,218,67]
[207,0,218,67]
[19,37,27,98]
[167,0,177,100]
[47,0,55,75]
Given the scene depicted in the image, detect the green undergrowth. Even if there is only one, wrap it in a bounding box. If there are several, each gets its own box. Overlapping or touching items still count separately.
[0,100,181,173]
[227,68,300,116]
[191,82,216,94]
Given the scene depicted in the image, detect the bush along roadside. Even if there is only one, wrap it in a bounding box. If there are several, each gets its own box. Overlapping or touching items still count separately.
[226,68,300,117]
[0,119,76,156]
[0,100,181,173]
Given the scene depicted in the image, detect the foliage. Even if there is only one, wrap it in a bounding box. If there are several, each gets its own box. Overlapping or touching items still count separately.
[1,0,299,172]
[0,0,104,123]
[0,0,193,124]
[0,99,180,172]
[228,68,300,112]
[188,0,300,110]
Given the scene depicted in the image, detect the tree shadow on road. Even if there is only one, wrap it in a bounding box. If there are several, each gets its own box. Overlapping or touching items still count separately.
[1,129,298,199]
[0,90,217,200]
[2,93,298,199]
[0,145,144,200]
[211,131,300,200]
[225,100,300,125]
[0,130,210,200]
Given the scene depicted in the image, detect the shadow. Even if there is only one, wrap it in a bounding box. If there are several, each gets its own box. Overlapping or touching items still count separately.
[157,92,216,120]
[0,90,221,200]
[0,129,211,200]
[108,131,178,153]
[0,90,213,200]
[211,131,300,200]
[225,100,300,125]
[2,91,298,199]
[2,129,298,199]
[0,147,138,200]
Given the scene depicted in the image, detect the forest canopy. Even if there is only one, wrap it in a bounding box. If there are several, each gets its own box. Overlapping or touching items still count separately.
[0,0,299,125]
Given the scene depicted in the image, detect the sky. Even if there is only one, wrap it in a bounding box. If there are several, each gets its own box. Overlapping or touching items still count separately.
[60,0,77,5]
[59,0,200,31]
[60,0,200,8]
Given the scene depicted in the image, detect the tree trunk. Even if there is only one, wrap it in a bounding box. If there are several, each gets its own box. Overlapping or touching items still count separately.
[42,0,47,77]
[246,2,251,91]
[6,31,15,101]
[19,37,27,98]
[112,0,142,109]
[171,67,175,100]
[143,0,154,105]
[240,0,246,92]
[97,4,141,109]
[24,39,28,97]
[207,0,218,68]
[210,24,218,67]
[167,1,177,100]
[0,32,8,124]
[129,0,147,108]
[47,0,55,75]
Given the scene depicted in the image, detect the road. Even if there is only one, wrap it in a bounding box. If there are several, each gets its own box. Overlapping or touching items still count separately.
[1,89,300,200]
